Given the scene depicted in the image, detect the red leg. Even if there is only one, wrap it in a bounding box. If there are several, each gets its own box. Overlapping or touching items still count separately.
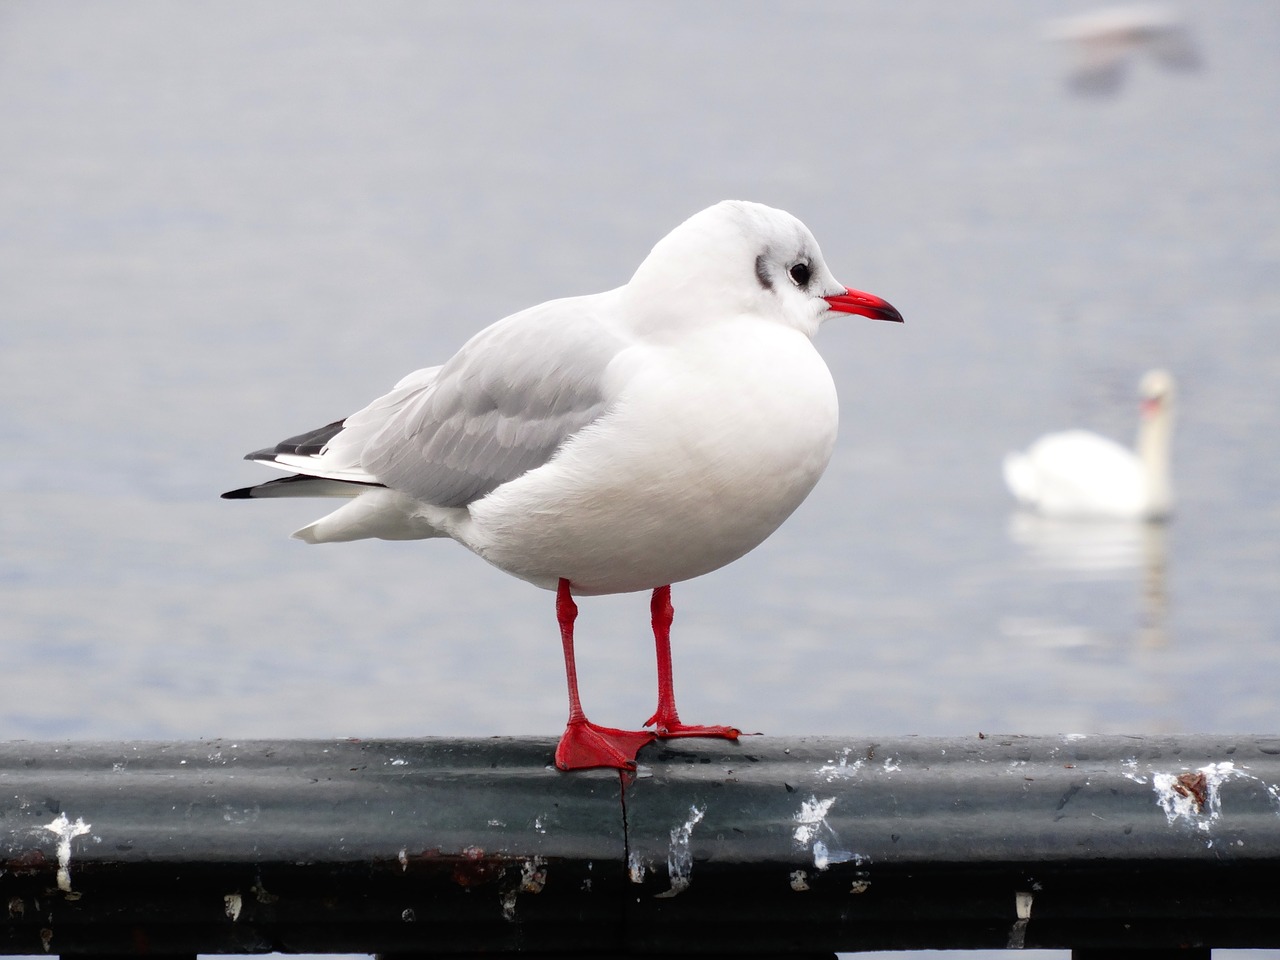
[553,578,655,771]
[644,585,740,741]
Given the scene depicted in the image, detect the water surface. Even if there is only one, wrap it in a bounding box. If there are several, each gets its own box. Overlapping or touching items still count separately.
[2,3,1278,956]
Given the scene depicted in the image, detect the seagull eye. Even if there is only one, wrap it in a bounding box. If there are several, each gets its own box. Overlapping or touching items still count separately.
[788,262,811,287]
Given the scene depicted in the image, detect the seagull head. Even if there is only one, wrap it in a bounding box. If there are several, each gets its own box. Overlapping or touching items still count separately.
[626,200,902,338]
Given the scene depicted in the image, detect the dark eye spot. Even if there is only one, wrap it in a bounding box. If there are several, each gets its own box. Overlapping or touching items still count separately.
[788,262,811,287]
[754,255,773,291]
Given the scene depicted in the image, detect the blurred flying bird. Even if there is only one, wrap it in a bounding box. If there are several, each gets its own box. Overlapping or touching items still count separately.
[1045,5,1200,96]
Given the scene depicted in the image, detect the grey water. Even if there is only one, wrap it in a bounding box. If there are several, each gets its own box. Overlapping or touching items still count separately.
[2,2,1279,958]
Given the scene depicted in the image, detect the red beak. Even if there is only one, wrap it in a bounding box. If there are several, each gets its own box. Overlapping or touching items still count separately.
[824,287,904,323]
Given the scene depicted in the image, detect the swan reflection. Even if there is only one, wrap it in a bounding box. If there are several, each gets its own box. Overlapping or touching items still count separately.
[1005,512,1169,649]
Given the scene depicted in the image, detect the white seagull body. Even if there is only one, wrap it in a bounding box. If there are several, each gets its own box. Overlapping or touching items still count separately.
[1003,370,1176,522]
[225,200,903,769]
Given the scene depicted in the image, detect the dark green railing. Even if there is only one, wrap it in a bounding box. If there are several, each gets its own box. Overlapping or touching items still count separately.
[3,734,1279,958]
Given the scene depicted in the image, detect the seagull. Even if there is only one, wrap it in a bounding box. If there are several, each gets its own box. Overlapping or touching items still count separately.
[1003,369,1176,521]
[223,200,903,771]
[1044,4,1200,97]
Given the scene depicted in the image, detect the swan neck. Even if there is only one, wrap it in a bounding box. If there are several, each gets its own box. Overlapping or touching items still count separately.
[1137,407,1174,517]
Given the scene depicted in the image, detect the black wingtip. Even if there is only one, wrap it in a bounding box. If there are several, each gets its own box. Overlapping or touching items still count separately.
[221,487,256,500]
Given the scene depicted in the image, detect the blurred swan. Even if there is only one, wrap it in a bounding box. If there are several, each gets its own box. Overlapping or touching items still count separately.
[1004,370,1176,521]
[1044,5,1200,96]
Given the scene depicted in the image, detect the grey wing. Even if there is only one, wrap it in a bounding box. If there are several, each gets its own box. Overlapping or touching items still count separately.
[363,296,626,508]
[235,365,443,487]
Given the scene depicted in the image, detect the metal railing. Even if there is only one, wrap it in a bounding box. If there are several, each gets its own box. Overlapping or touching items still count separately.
[3,734,1278,957]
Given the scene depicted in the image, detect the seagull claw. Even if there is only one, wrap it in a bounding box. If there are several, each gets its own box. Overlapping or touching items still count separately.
[555,719,656,771]
[658,725,741,740]
[645,716,742,741]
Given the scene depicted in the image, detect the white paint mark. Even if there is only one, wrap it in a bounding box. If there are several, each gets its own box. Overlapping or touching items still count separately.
[389,758,408,766]
[500,881,519,920]
[520,857,546,893]
[793,797,836,847]
[793,797,867,872]
[43,813,91,894]
[656,803,706,898]
[222,804,260,825]
[534,814,548,834]
[818,747,865,782]
[813,840,832,870]
[882,757,901,773]
[1015,890,1034,920]
[813,840,864,871]
[789,870,810,892]
[812,840,840,870]
[1152,761,1244,833]
[1121,758,1149,784]
[1264,781,1280,814]
[398,848,409,871]
[627,850,647,884]
[1007,890,1034,948]
[850,879,870,894]
[500,857,547,920]
[223,893,242,921]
